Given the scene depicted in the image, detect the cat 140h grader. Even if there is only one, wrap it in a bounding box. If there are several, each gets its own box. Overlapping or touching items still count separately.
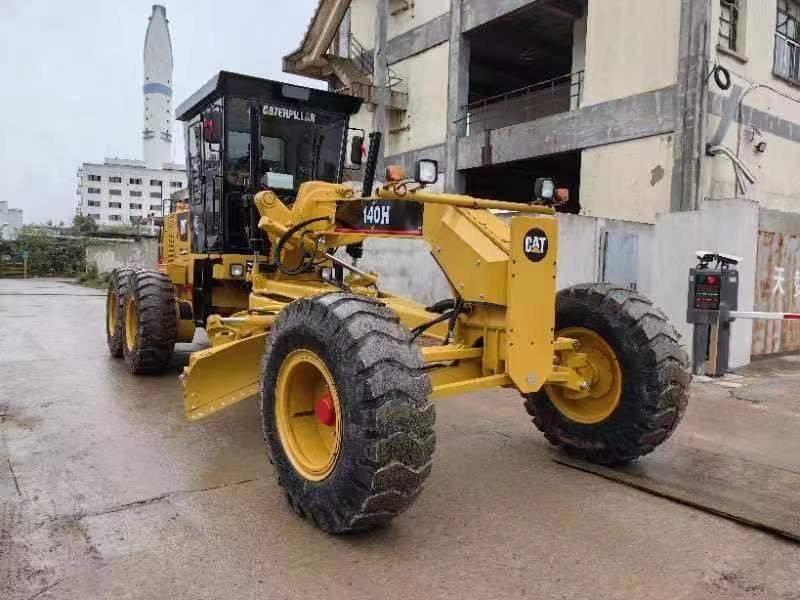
[105,72,689,534]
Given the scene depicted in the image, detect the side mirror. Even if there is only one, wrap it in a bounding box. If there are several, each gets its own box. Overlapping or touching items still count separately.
[533,178,555,201]
[202,109,223,144]
[414,159,438,185]
[350,136,364,167]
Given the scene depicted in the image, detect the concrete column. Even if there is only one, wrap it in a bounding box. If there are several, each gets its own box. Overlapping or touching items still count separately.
[444,0,469,193]
[372,0,389,179]
[671,0,711,212]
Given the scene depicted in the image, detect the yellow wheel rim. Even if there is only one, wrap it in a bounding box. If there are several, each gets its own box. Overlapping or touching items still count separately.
[275,349,343,482]
[124,297,138,351]
[107,291,118,337]
[546,327,623,424]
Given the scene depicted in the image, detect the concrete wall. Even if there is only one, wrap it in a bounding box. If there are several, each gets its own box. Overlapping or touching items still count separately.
[86,238,159,275]
[582,0,680,105]
[388,0,449,39]
[385,42,450,156]
[551,213,654,295]
[704,1,800,215]
[652,199,759,368]
[359,211,654,305]
[349,0,375,45]
[571,12,587,110]
[580,134,675,224]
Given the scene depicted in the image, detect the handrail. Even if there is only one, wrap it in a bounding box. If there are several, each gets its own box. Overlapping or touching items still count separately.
[465,71,584,110]
[459,70,583,133]
[337,33,404,89]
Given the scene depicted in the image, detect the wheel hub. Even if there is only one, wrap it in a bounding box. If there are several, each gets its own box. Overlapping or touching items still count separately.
[546,327,622,424]
[275,350,342,482]
[107,291,118,336]
[314,391,336,427]
[124,297,138,351]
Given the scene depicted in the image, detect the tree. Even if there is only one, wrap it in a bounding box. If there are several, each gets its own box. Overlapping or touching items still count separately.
[72,214,98,236]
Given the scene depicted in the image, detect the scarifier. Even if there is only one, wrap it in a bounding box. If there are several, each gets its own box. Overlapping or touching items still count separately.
[106,72,690,533]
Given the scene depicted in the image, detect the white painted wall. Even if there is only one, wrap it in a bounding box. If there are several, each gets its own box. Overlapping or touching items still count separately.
[571,12,587,110]
[360,211,654,305]
[388,0,449,39]
[704,1,800,214]
[349,0,376,47]
[582,0,680,105]
[580,134,675,224]
[652,199,759,368]
[385,42,450,156]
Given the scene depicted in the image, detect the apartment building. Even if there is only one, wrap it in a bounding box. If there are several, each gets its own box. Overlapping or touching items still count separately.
[76,158,186,227]
[0,201,23,241]
[285,0,800,365]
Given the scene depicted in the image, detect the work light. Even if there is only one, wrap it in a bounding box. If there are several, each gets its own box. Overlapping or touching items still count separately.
[415,159,438,185]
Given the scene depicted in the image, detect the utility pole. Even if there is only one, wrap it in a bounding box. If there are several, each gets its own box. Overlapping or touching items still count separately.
[372,0,389,181]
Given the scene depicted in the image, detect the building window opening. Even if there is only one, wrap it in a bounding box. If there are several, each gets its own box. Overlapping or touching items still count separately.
[720,0,741,52]
[465,2,584,135]
[775,0,800,83]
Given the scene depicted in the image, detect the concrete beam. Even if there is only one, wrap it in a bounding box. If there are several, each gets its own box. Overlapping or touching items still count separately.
[671,0,710,212]
[456,86,677,170]
[385,143,447,175]
[462,0,542,33]
[708,90,800,144]
[387,12,451,65]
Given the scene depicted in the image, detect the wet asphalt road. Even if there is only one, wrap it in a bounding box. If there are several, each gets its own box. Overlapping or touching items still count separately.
[1,278,799,599]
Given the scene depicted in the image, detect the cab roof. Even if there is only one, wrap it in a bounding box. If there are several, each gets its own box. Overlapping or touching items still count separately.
[176,71,363,122]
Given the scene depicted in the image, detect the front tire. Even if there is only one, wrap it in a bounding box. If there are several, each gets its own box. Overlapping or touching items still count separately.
[122,270,177,374]
[261,293,435,534]
[526,283,690,464]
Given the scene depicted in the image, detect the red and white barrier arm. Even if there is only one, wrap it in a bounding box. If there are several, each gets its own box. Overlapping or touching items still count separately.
[729,311,800,321]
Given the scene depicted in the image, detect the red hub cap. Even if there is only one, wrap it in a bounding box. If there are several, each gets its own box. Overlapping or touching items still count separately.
[314,390,336,427]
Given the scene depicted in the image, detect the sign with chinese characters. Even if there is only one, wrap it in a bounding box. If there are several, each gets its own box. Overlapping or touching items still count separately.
[753,230,800,354]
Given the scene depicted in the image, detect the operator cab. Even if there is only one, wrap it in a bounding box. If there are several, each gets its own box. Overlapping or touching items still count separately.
[176,71,363,254]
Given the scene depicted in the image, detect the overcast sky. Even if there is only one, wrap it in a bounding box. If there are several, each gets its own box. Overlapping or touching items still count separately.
[0,0,321,224]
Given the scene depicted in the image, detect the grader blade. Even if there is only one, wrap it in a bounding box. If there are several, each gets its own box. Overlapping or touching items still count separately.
[182,334,267,421]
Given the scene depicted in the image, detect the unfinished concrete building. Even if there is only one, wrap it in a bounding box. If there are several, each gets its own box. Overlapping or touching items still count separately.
[284,0,800,367]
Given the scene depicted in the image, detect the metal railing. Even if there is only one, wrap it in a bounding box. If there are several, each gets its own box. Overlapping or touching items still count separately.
[335,33,404,89]
[462,71,584,135]
[774,33,800,83]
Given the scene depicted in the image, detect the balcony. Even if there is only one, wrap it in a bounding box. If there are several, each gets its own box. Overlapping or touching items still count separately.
[463,71,584,136]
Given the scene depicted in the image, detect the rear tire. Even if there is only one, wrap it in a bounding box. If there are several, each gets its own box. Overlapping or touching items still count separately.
[261,292,435,534]
[122,270,177,374]
[106,267,135,358]
[525,283,690,464]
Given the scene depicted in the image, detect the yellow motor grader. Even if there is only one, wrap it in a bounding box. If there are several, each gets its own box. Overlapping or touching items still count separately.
[105,72,689,533]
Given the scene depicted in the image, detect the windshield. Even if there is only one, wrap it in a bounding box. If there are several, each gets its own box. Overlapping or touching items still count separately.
[225,96,348,198]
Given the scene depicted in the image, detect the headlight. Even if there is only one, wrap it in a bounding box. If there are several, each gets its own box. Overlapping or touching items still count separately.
[414,159,438,185]
[533,178,555,201]
[230,264,244,277]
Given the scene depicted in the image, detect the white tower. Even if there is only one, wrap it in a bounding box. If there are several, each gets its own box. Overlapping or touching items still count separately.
[142,5,173,169]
